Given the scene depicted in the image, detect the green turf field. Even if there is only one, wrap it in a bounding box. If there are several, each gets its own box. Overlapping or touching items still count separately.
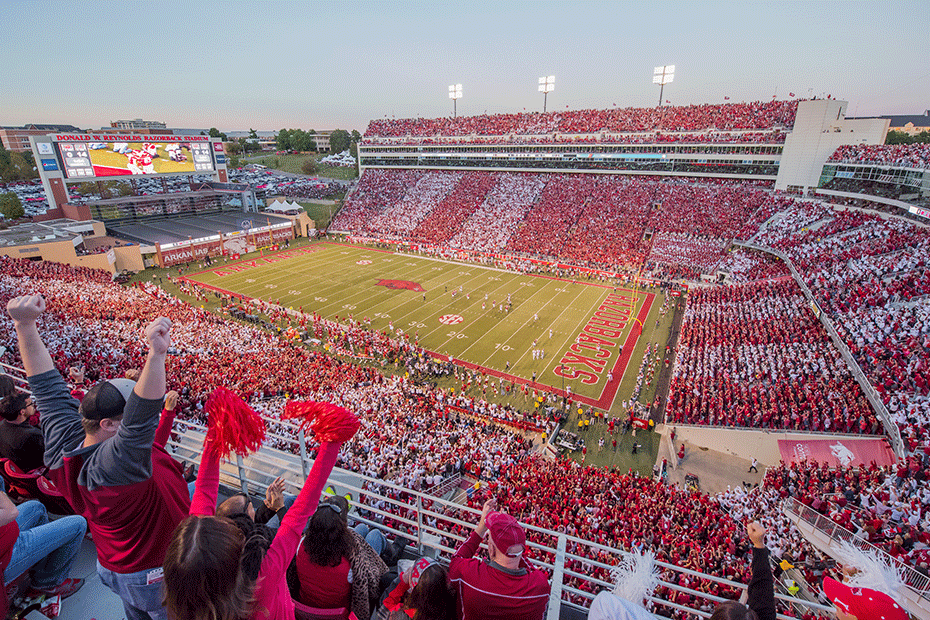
[182,242,670,415]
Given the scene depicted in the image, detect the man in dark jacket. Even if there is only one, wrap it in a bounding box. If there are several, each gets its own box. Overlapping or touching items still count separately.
[0,393,44,472]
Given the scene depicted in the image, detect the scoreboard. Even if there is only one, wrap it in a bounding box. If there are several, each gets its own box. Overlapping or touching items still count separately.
[50,133,217,180]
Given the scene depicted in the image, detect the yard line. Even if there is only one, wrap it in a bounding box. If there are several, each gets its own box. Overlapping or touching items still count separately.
[477,280,586,369]
[459,277,570,365]
[393,252,518,275]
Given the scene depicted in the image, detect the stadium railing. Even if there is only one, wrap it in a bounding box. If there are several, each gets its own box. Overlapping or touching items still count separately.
[0,362,29,393]
[665,422,878,438]
[163,416,835,620]
[733,241,905,457]
[783,496,930,616]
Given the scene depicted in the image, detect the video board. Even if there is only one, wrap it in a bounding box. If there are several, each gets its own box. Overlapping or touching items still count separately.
[52,134,216,180]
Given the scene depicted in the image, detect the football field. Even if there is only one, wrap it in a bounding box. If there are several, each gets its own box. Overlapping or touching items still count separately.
[182,241,665,411]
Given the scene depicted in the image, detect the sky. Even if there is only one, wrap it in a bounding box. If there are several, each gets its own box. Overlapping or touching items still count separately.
[2,0,928,134]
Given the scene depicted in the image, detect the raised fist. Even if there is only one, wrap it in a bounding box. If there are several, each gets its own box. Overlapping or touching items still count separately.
[6,295,46,324]
[164,390,179,411]
[144,318,172,355]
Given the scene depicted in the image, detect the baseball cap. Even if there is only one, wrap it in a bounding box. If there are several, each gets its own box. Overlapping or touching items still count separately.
[486,511,526,557]
[823,577,908,620]
[79,379,135,420]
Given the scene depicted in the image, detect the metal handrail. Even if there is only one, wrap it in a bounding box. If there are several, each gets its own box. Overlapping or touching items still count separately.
[783,496,930,593]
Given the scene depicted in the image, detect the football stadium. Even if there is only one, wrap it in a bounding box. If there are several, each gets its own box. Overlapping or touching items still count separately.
[1,8,928,620]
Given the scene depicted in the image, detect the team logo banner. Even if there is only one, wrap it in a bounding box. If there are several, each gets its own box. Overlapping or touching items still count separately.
[376,279,425,292]
[777,438,897,468]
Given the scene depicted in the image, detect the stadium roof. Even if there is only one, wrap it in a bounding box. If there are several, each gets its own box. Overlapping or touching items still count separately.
[0,124,82,131]
[847,110,930,127]
[0,218,97,247]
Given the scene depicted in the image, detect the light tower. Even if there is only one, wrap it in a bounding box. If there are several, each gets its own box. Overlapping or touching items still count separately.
[652,65,675,107]
[538,75,555,113]
[448,84,462,118]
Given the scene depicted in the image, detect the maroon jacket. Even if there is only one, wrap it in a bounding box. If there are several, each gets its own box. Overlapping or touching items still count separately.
[448,531,549,620]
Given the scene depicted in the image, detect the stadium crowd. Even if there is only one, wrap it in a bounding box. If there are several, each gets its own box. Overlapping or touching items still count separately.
[667,280,879,433]
[828,143,930,169]
[364,100,800,138]
[4,158,928,618]
[763,458,930,575]
[334,170,779,276]
[362,130,789,146]
[748,201,930,449]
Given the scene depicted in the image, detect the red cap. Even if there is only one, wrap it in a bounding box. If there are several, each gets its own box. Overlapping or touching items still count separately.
[486,512,526,557]
[823,577,907,620]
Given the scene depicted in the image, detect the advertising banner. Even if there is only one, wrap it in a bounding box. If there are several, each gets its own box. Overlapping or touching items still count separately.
[160,239,223,267]
[777,438,897,468]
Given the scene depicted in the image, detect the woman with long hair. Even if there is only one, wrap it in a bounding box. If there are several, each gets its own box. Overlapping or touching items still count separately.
[163,396,360,620]
[291,494,388,620]
[377,557,456,620]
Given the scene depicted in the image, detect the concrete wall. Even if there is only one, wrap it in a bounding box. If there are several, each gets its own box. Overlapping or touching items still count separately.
[776,100,889,191]
[113,245,144,272]
[666,424,874,467]
[0,238,146,274]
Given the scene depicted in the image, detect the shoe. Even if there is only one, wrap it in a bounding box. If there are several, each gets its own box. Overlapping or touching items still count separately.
[27,577,85,600]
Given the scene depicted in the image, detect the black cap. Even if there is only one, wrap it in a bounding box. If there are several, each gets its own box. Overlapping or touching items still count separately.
[79,379,135,420]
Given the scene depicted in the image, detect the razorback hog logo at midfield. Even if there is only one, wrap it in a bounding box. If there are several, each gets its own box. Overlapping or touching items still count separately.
[376,279,425,292]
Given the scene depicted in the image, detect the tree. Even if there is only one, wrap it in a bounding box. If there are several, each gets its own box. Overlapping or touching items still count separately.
[301,159,318,175]
[886,130,912,145]
[0,193,24,220]
[0,144,12,182]
[228,155,241,169]
[226,141,243,155]
[276,129,291,151]
[349,129,361,158]
[297,131,317,152]
[329,129,351,155]
[0,145,38,182]
[249,128,258,140]
[208,127,228,142]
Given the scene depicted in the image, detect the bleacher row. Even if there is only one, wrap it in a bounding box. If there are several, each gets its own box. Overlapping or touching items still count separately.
[828,143,930,170]
[747,200,930,451]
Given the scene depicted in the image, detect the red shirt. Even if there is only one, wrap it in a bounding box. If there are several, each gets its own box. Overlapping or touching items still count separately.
[295,546,351,609]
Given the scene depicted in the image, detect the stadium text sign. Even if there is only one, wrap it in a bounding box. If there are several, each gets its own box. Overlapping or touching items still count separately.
[53,134,209,143]
[555,291,637,385]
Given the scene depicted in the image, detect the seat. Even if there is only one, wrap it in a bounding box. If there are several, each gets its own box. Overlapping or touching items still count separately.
[0,459,73,515]
[292,599,350,620]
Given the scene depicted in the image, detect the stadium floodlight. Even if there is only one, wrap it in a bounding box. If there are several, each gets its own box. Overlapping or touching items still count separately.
[448,84,462,118]
[538,75,555,112]
[653,65,675,107]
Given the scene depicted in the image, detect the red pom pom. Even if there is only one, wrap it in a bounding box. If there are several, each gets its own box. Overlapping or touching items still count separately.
[282,400,360,444]
[204,388,266,458]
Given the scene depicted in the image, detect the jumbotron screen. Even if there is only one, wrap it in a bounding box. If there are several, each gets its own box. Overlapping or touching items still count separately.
[54,134,215,179]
